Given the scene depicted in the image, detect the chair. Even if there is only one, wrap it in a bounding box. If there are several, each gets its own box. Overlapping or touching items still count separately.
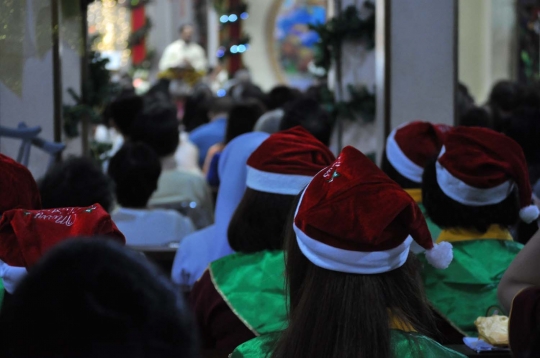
[150,200,213,230]
[0,124,42,166]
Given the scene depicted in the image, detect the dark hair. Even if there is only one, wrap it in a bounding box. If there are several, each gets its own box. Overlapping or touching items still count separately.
[380,152,421,189]
[108,142,162,208]
[227,188,296,253]
[271,205,438,358]
[489,81,521,113]
[267,86,301,111]
[422,159,520,233]
[183,88,213,132]
[39,157,114,212]
[107,91,143,136]
[0,239,198,358]
[208,96,234,117]
[503,107,540,166]
[456,82,475,120]
[460,106,494,129]
[224,99,265,144]
[130,103,180,157]
[280,98,334,146]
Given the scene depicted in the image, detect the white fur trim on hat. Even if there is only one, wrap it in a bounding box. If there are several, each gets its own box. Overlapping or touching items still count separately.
[246,166,313,195]
[0,260,27,294]
[295,223,413,274]
[520,205,540,223]
[386,127,424,183]
[425,242,453,269]
[436,148,514,206]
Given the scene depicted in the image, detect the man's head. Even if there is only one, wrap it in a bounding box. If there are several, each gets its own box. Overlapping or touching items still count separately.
[108,143,162,209]
[179,24,194,43]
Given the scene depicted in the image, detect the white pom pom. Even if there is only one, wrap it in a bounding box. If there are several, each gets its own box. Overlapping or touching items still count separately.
[425,242,453,269]
[520,205,540,224]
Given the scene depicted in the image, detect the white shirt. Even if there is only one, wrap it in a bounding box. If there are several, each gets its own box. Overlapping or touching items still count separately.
[159,40,207,73]
[112,207,195,247]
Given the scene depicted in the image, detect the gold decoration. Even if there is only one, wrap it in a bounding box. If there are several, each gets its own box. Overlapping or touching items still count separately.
[0,0,26,96]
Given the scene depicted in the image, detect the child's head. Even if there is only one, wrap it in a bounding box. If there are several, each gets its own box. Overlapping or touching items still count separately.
[0,239,197,358]
[0,154,41,215]
[108,143,162,209]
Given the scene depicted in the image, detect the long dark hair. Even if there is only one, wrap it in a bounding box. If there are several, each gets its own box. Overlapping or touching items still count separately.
[271,202,438,358]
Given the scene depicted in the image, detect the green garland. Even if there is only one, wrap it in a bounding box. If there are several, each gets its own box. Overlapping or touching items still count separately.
[320,84,376,123]
[63,46,120,138]
[310,3,375,73]
[212,0,247,16]
[127,17,152,49]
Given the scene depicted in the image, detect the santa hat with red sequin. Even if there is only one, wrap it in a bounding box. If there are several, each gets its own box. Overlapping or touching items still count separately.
[294,146,453,274]
[436,127,539,223]
[246,126,336,195]
[0,204,126,268]
[386,121,452,183]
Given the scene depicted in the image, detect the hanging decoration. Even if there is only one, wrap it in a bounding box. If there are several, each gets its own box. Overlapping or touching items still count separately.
[320,84,376,124]
[517,1,540,83]
[310,3,375,73]
[213,0,250,74]
[63,46,121,138]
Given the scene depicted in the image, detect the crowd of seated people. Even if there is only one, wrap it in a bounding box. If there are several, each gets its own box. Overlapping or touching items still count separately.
[3,79,540,358]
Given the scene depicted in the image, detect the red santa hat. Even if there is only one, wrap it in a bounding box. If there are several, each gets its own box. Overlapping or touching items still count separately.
[0,204,125,268]
[0,154,42,212]
[294,146,453,274]
[436,127,539,223]
[246,126,336,195]
[386,121,451,183]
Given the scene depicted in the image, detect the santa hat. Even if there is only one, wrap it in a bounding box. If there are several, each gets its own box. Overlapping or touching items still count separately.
[0,154,42,213]
[246,126,336,195]
[436,127,539,223]
[294,146,453,274]
[0,204,125,268]
[386,121,451,183]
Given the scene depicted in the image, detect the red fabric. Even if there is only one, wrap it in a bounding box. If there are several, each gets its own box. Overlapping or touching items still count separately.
[0,154,41,213]
[438,127,533,209]
[393,121,451,167]
[131,7,146,65]
[247,126,335,176]
[295,146,433,252]
[0,204,125,268]
[190,270,256,351]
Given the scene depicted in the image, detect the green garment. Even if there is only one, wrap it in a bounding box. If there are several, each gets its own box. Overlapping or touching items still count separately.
[230,330,467,358]
[419,239,522,336]
[210,251,287,335]
[418,202,441,241]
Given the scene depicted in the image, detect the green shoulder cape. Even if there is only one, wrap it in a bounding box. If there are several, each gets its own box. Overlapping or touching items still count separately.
[419,239,522,336]
[209,251,287,335]
[418,202,441,240]
[230,330,467,358]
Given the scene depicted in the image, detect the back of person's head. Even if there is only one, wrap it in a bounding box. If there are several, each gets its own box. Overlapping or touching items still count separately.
[456,82,475,120]
[0,239,197,358]
[228,127,335,253]
[224,99,266,144]
[267,85,301,110]
[503,107,540,166]
[108,90,143,136]
[0,154,41,215]
[208,96,234,118]
[182,86,213,132]
[422,127,537,233]
[39,157,114,212]
[130,102,180,158]
[272,147,446,358]
[489,80,521,113]
[460,106,494,129]
[382,121,450,189]
[108,142,161,208]
[280,98,334,146]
